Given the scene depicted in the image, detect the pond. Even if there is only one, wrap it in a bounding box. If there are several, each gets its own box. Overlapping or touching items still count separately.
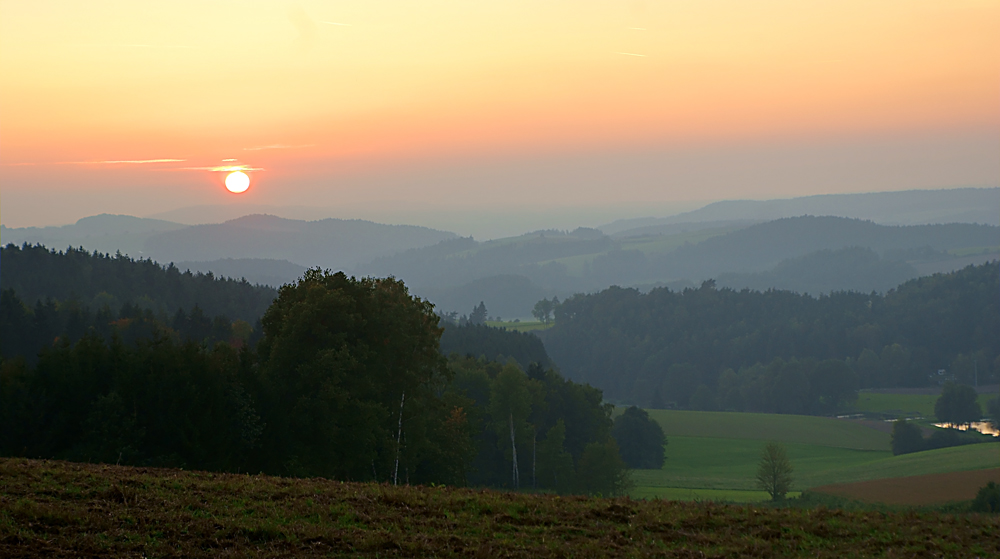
[931,421,999,437]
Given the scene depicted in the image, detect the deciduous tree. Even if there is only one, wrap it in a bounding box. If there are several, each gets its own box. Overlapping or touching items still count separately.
[755,442,793,501]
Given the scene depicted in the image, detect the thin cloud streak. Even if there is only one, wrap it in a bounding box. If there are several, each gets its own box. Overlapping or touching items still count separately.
[243,144,315,151]
[175,165,265,172]
[90,159,186,164]
[617,52,647,57]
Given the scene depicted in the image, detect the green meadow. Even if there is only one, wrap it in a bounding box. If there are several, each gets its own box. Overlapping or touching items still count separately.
[629,409,1000,502]
[850,391,998,419]
[642,409,889,450]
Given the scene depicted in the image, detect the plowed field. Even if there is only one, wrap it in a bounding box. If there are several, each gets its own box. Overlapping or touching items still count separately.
[812,468,1000,506]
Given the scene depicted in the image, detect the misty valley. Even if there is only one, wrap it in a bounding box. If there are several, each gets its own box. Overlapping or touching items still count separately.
[2,187,999,557]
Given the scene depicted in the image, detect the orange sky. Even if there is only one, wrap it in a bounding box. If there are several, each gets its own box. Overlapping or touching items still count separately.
[1,0,998,230]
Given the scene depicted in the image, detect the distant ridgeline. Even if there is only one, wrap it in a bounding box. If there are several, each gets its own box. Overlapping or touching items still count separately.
[0,244,278,361]
[541,261,1000,413]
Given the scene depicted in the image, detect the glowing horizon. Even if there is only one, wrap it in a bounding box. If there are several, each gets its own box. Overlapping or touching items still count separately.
[1,0,997,227]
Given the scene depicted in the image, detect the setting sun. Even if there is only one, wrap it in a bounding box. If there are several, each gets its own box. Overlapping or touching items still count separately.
[225,171,250,193]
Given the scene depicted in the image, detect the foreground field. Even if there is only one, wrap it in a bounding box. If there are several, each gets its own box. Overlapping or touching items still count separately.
[813,468,1000,506]
[3,459,999,558]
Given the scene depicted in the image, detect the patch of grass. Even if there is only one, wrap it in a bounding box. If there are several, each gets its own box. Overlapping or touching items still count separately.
[2,458,998,558]
[642,409,890,451]
[629,486,801,503]
[820,442,1000,483]
[484,320,554,333]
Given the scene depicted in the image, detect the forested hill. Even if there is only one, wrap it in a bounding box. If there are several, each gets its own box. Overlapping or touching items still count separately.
[645,217,999,280]
[1,244,277,322]
[440,323,553,370]
[540,262,999,412]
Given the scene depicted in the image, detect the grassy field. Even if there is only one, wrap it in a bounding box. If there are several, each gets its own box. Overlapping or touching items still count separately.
[643,409,890,450]
[629,409,1000,502]
[851,391,998,418]
[631,437,890,492]
[3,458,999,558]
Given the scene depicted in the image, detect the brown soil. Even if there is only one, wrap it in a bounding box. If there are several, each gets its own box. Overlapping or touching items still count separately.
[813,468,1000,506]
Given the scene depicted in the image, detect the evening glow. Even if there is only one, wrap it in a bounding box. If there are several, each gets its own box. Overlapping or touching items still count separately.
[1,0,997,227]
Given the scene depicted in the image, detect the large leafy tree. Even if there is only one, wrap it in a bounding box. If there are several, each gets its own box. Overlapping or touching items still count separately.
[255,269,453,481]
[934,382,982,427]
[611,406,666,469]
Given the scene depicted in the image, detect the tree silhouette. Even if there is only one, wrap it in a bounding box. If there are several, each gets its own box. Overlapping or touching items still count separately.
[934,382,981,426]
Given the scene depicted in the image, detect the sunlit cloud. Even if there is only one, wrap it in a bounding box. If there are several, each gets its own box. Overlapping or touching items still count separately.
[243,144,314,151]
[175,165,265,172]
[616,52,647,57]
[222,158,238,162]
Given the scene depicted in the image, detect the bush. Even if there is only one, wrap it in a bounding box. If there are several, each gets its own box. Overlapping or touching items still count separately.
[890,419,925,455]
[971,481,1000,513]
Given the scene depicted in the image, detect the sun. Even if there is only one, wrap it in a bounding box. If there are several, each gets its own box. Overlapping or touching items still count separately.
[225,171,250,193]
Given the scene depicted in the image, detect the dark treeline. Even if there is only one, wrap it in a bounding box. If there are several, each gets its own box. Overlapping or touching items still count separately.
[1,244,277,322]
[0,270,627,495]
[440,323,553,370]
[542,262,999,412]
[1,289,254,365]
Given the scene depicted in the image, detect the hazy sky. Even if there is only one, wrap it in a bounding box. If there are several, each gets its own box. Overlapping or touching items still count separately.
[2,0,998,232]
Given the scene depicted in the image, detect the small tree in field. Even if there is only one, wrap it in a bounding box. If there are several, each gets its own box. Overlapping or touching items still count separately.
[756,442,793,501]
